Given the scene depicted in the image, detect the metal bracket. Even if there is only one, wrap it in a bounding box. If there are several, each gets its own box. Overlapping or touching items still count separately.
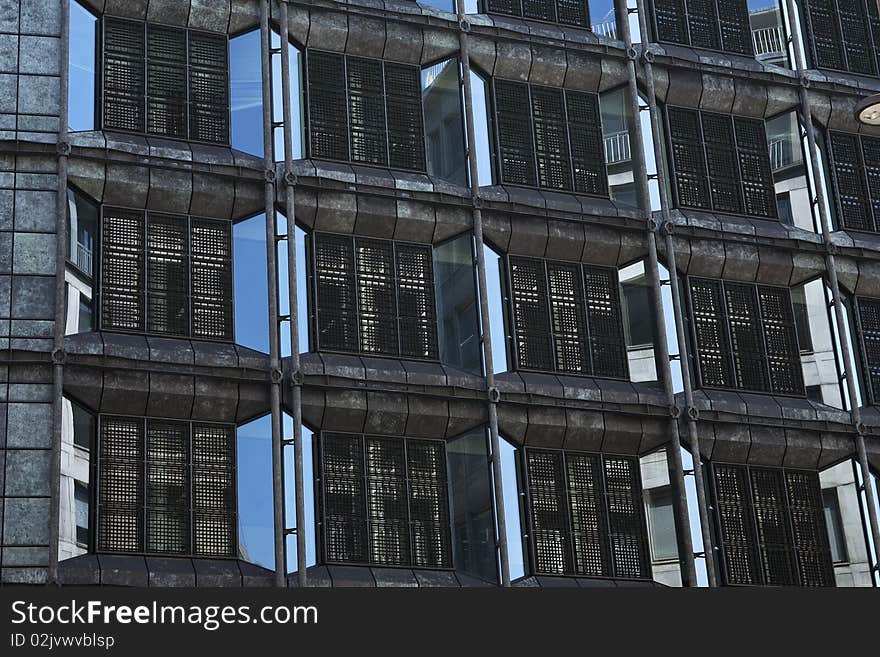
[291,369,304,386]
[270,367,284,384]
[646,217,659,232]
[284,171,298,187]
[855,421,866,436]
[626,46,638,61]
[459,19,471,33]
[668,405,681,419]
[56,141,71,156]
[642,49,656,65]
[686,406,700,421]
[799,74,811,89]
[284,528,298,536]
[51,348,66,365]
[661,220,675,236]
[488,386,501,403]
[265,168,277,183]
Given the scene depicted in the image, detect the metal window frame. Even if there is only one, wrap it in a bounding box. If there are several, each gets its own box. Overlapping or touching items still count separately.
[98,205,235,343]
[521,446,652,580]
[99,16,231,146]
[94,414,238,559]
[316,431,454,570]
[685,276,806,397]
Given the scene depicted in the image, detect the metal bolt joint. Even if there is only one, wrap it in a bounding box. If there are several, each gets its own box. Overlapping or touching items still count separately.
[661,220,675,236]
[686,406,700,421]
[265,168,277,183]
[488,387,501,403]
[56,141,71,156]
[291,369,304,386]
[51,348,66,365]
[270,367,284,384]
[669,405,681,419]
[284,171,298,187]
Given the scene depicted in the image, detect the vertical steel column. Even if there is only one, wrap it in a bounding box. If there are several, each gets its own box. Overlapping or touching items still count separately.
[278,0,308,588]
[259,0,288,587]
[48,0,71,585]
[630,0,719,586]
[454,0,511,587]
[614,0,697,587]
[781,0,880,572]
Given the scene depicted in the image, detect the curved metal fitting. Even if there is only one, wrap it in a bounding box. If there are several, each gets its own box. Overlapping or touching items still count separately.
[265,168,277,183]
[669,405,681,419]
[51,348,66,365]
[646,217,659,232]
[661,220,675,236]
[472,195,484,209]
[686,406,700,421]
[799,74,811,89]
[56,141,71,156]
[642,49,656,64]
[626,46,638,61]
[459,19,471,33]
[291,369,304,386]
[826,241,838,255]
[270,367,284,384]
[284,171,298,187]
[856,421,867,436]
[488,387,501,404]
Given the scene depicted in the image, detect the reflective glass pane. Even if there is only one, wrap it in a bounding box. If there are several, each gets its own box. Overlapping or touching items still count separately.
[423,59,467,187]
[234,214,270,353]
[619,260,658,382]
[748,1,790,68]
[600,86,642,209]
[237,416,275,568]
[765,111,814,231]
[820,461,874,586]
[230,30,264,156]
[448,429,497,582]
[69,2,96,131]
[435,233,482,374]
[795,278,844,408]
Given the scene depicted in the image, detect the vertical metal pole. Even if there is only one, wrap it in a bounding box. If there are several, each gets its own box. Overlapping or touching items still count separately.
[278,0,308,588]
[614,0,698,587]
[49,0,71,585]
[781,0,880,571]
[455,0,511,587]
[259,0,287,587]
[630,0,719,586]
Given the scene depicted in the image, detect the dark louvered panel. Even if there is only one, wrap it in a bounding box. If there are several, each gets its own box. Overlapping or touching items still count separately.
[566,91,608,196]
[526,450,571,575]
[712,464,760,585]
[147,213,189,337]
[486,0,522,17]
[145,420,190,554]
[103,18,146,133]
[365,437,411,566]
[314,234,358,352]
[701,112,744,215]
[803,0,846,72]
[146,26,187,139]
[687,0,722,51]
[556,0,589,27]
[98,417,144,553]
[348,57,387,166]
[522,0,556,23]
[102,208,145,332]
[509,257,553,371]
[734,117,777,219]
[189,32,229,144]
[653,0,689,45]
[717,0,753,55]
[385,63,426,171]
[395,243,438,359]
[750,468,797,586]
[839,0,876,76]
[494,80,537,187]
[829,132,873,232]
[307,51,349,161]
[856,297,880,403]
[192,424,236,557]
[566,453,608,576]
[724,282,769,392]
[604,456,650,579]
[758,286,804,395]
[861,136,880,229]
[547,262,589,374]
[190,219,233,340]
[870,0,880,76]
[667,107,711,210]
[583,266,628,379]
[356,239,398,356]
[531,86,572,190]
[690,279,733,388]
[407,440,452,568]
[322,433,368,564]
[784,471,835,587]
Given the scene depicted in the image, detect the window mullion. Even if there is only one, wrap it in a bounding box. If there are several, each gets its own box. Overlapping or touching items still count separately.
[527,84,540,189]
[580,264,595,376]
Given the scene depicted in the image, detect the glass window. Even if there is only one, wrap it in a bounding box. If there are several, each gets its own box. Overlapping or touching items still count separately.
[74,481,90,547]
[855,296,880,404]
[422,59,467,187]
[318,432,452,568]
[790,285,813,353]
[711,464,835,586]
[97,416,236,557]
[795,279,844,408]
[600,86,641,208]
[230,30,265,156]
[233,214,270,353]
[688,278,804,395]
[71,402,94,451]
[69,1,97,132]
[765,111,815,232]
[749,1,790,67]
[523,448,651,578]
[619,260,658,383]
[434,234,482,374]
[447,429,497,582]
[67,188,98,278]
[644,486,678,561]
[237,415,275,568]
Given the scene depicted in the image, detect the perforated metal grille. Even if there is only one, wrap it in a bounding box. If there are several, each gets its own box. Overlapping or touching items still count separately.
[566,91,608,196]
[525,449,650,579]
[96,417,235,557]
[803,0,879,76]
[306,51,425,171]
[828,131,877,233]
[531,87,572,190]
[711,464,834,586]
[319,433,452,568]
[650,0,753,55]
[494,80,538,187]
[855,297,880,403]
[101,209,233,340]
[508,256,628,378]
[485,0,590,27]
[667,107,776,219]
[313,233,438,360]
[689,278,804,395]
[102,18,229,143]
